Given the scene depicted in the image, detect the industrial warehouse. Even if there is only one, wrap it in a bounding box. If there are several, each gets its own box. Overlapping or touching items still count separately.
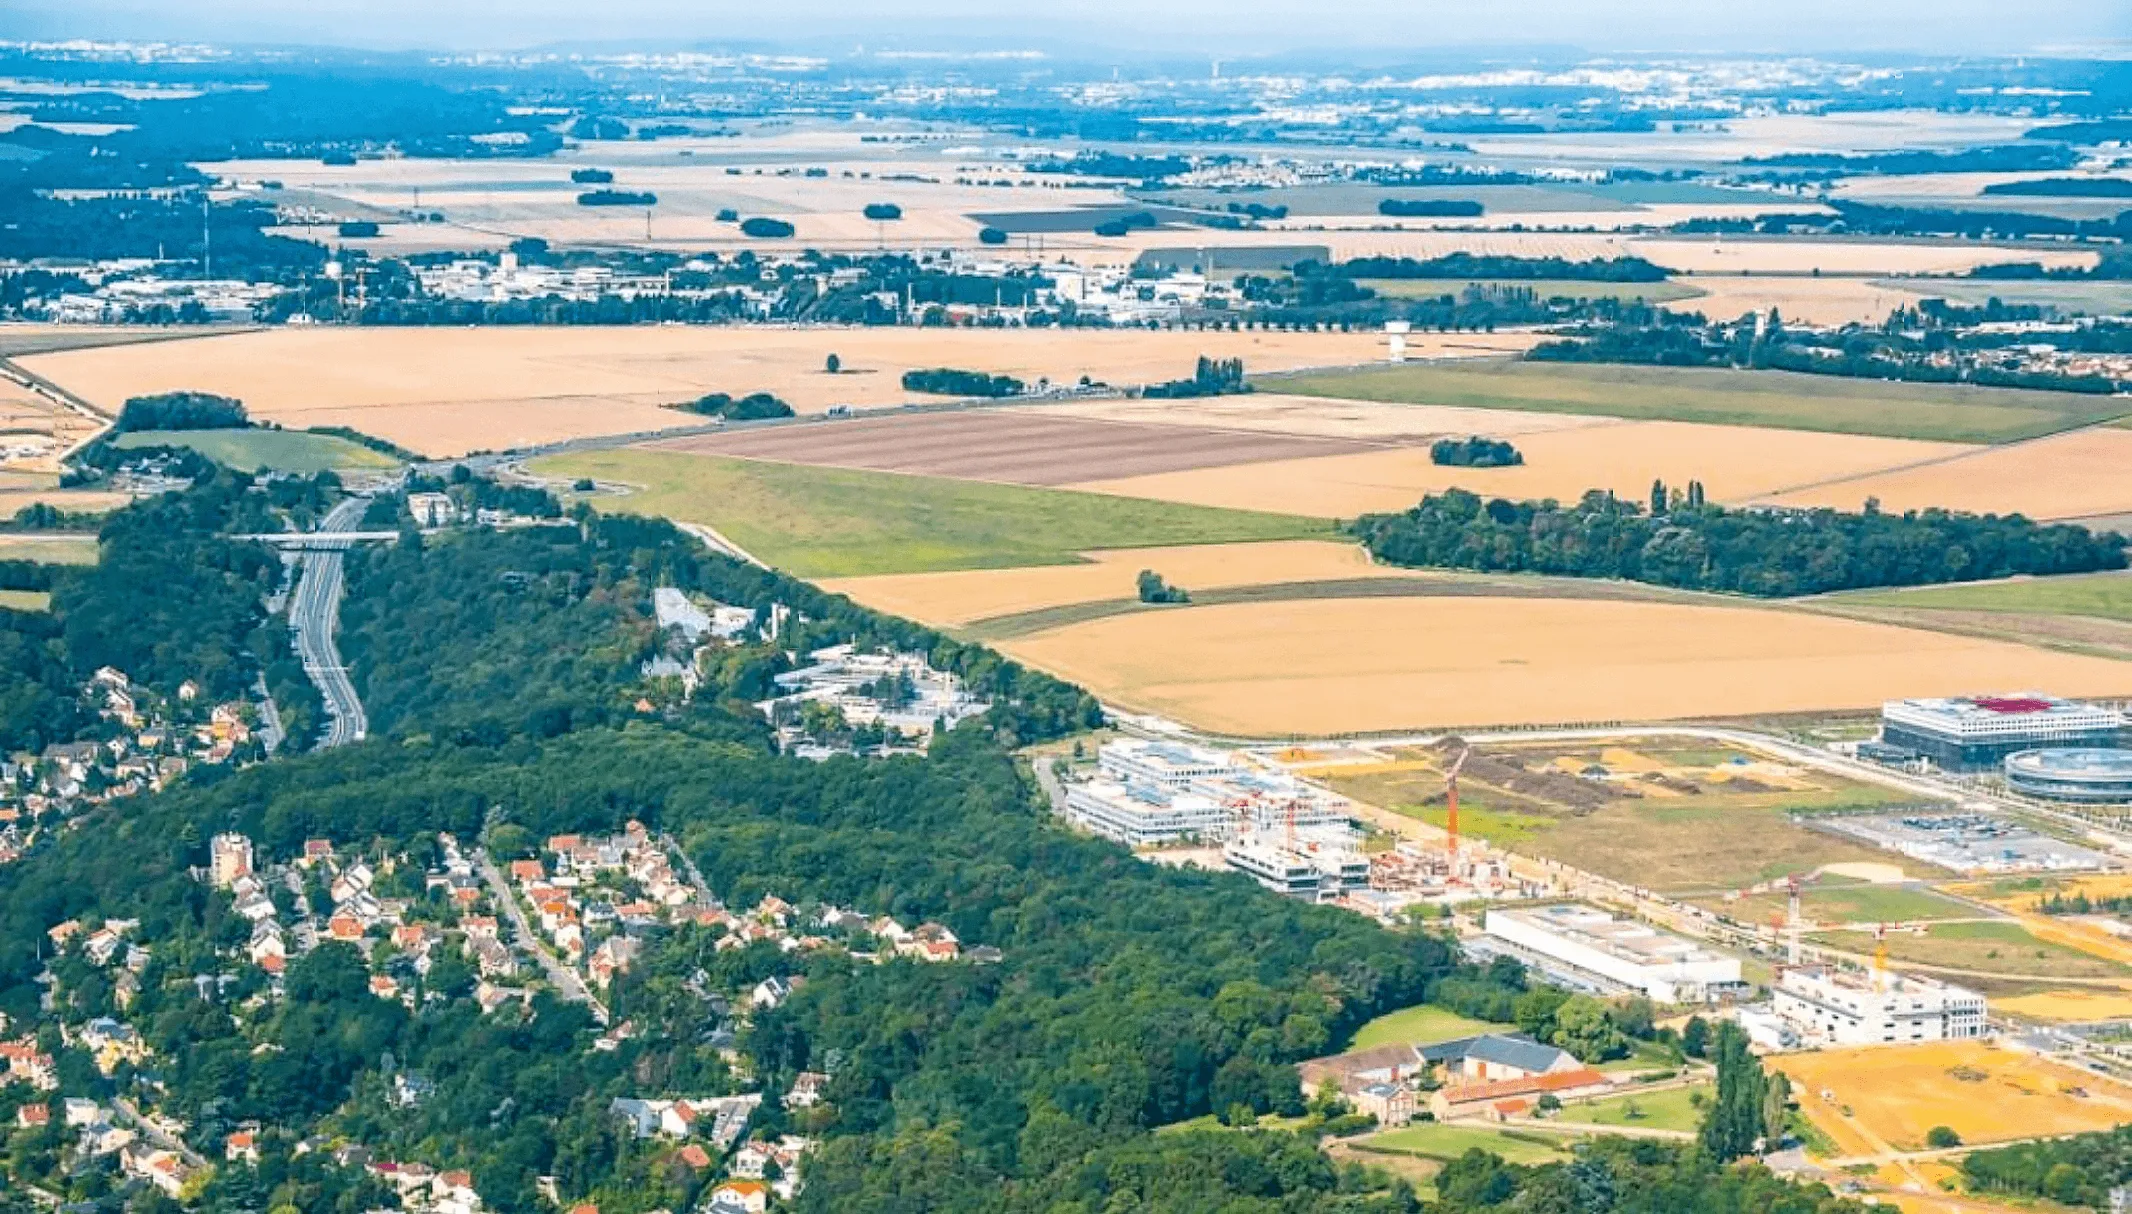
[1480,904,1744,1004]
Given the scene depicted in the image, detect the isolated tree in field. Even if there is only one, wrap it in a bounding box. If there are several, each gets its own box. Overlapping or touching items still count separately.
[825,353,841,374]
[1136,570,1188,604]
[1927,1125,1962,1149]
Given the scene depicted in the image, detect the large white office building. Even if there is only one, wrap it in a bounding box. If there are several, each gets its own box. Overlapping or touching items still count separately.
[1881,693,2124,770]
[1096,739,1243,788]
[1062,780,1232,846]
[1483,905,1743,1004]
[1058,741,1352,847]
[1773,965,1986,1046]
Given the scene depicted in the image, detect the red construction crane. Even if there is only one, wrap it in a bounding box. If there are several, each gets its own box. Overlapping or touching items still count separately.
[1445,746,1471,862]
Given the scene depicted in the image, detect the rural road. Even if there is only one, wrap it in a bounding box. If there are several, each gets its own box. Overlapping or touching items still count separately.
[111,1097,207,1170]
[473,848,609,1024]
[289,495,370,748]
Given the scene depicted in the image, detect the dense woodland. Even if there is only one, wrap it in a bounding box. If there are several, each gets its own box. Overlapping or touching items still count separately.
[0,468,338,753]
[1530,310,2131,394]
[1962,1125,2132,1208]
[1351,487,2127,597]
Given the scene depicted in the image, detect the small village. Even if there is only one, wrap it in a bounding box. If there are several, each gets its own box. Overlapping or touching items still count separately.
[0,809,991,1212]
[0,665,270,867]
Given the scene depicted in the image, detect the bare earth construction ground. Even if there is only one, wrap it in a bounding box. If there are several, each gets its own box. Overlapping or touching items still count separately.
[651,410,1402,485]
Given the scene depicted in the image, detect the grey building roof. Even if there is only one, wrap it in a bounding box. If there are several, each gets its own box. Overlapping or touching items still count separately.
[1418,1033,1572,1074]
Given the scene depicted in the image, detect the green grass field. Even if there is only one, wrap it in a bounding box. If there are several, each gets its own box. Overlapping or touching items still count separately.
[1362,1123,1576,1165]
[1876,278,2132,319]
[1349,1005,1511,1051]
[1692,882,1977,927]
[112,429,403,474]
[1562,1083,1711,1133]
[1362,279,1705,304]
[1815,921,2130,981]
[1265,361,2130,444]
[0,536,98,565]
[1837,572,2132,624]
[534,449,1330,578]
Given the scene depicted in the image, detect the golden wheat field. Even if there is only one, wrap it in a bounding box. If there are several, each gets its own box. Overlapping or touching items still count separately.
[1041,390,1595,442]
[819,538,1420,627]
[1994,989,2132,1024]
[20,326,1387,457]
[1663,275,1929,326]
[993,595,2132,735]
[1776,1042,2132,1156]
[1072,420,1966,517]
[1766,427,2132,521]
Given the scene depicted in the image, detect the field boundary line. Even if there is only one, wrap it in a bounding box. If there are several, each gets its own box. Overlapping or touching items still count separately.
[1746,412,2132,506]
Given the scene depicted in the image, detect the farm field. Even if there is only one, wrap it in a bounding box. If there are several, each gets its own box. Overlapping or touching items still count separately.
[1070,418,1965,517]
[991,594,2132,737]
[111,428,402,475]
[1833,573,2132,624]
[1813,921,2131,982]
[0,382,104,474]
[532,449,1328,578]
[1265,361,2125,444]
[1993,989,2132,1023]
[1766,427,2132,521]
[1660,274,1925,327]
[0,590,48,611]
[650,410,1394,486]
[21,326,1392,458]
[1561,1083,1712,1134]
[1775,1041,2132,1155]
[819,538,1417,628]
[1042,392,1617,442]
[1347,1005,1512,1052]
[0,535,97,565]
[1322,741,1916,892]
[1875,277,2132,318]
[0,489,129,518]
[1624,236,2099,278]
[1359,1123,1575,1166]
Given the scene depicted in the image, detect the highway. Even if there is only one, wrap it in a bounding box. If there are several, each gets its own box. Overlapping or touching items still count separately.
[289,496,370,748]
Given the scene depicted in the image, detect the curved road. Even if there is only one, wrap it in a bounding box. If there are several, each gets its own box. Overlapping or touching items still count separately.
[290,496,370,747]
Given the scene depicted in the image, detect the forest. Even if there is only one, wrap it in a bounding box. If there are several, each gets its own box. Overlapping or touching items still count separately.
[1350,486,2126,597]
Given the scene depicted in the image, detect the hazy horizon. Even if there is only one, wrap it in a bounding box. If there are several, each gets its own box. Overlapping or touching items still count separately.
[4,0,2128,60]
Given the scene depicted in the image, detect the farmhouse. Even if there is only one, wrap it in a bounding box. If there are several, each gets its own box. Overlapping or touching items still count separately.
[1420,1034,1583,1083]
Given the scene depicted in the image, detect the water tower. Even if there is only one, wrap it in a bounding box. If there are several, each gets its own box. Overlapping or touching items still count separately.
[1384,320,1411,363]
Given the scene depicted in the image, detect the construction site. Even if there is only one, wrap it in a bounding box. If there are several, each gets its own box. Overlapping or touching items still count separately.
[1056,738,1539,917]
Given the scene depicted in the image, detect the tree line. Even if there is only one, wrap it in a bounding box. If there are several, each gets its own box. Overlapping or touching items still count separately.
[1350,486,2126,598]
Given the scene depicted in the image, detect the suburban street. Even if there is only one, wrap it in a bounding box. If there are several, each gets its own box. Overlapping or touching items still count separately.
[473,848,609,1024]
[289,495,370,748]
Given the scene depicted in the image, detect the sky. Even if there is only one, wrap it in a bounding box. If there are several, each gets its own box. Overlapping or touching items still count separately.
[4,0,2128,58]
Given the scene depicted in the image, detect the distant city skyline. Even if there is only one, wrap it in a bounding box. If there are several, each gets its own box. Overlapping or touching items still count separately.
[5,0,2128,58]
